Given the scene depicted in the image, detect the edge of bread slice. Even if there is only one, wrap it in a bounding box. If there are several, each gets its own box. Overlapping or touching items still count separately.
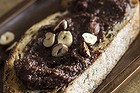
[63,4,140,93]
[3,2,140,93]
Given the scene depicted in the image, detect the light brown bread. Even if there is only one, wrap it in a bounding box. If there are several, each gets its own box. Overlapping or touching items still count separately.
[3,2,140,93]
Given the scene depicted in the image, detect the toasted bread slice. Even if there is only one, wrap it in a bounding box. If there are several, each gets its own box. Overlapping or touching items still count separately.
[3,1,140,93]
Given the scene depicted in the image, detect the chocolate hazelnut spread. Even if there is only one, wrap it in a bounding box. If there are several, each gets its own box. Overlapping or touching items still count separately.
[14,0,130,90]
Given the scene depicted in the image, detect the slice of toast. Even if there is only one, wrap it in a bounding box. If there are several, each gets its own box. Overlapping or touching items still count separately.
[3,1,140,93]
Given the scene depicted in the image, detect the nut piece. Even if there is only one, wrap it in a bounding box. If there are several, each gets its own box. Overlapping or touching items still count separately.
[131,0,138,5]
[80,42,91,58]
[6,42,17,51]
[89,22,100,35]
[54,19,68,31]
[88,17,100,35]
[0,32,15,45]
[43,32,55,47]
[52,43,68,57]
[82,33,97,45]
[58,31,73,47]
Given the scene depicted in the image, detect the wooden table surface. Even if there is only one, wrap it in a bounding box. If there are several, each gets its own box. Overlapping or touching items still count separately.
[0,0,140,93]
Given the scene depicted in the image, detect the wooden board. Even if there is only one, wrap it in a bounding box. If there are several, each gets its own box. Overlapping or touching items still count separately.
[0,1,139,93]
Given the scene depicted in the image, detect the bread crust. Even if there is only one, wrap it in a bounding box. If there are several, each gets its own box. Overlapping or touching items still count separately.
[3,3,140,93]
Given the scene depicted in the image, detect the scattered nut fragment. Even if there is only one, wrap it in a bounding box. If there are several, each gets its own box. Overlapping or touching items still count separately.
[54,19,68,31]
[6,42,17,51]
[0,32,15,45]
[58,31,73,47]
[80,42,91,58]
[82,33,97,45]
[43,32,55,47]
[88,19,100,35]
[131,0,138,5]
[52,43,68,57]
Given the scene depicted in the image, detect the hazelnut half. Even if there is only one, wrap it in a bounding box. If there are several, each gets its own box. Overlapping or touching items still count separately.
[54,19,68,31]
[82,33,97,45]
[43,32,55,47]
[0,32,15,45]
[52,43,68,57]
[58,31,73,47]
[80,42,91,58]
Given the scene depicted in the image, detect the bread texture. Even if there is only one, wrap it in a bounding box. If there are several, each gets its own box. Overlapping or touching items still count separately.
[3,2,140,93]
